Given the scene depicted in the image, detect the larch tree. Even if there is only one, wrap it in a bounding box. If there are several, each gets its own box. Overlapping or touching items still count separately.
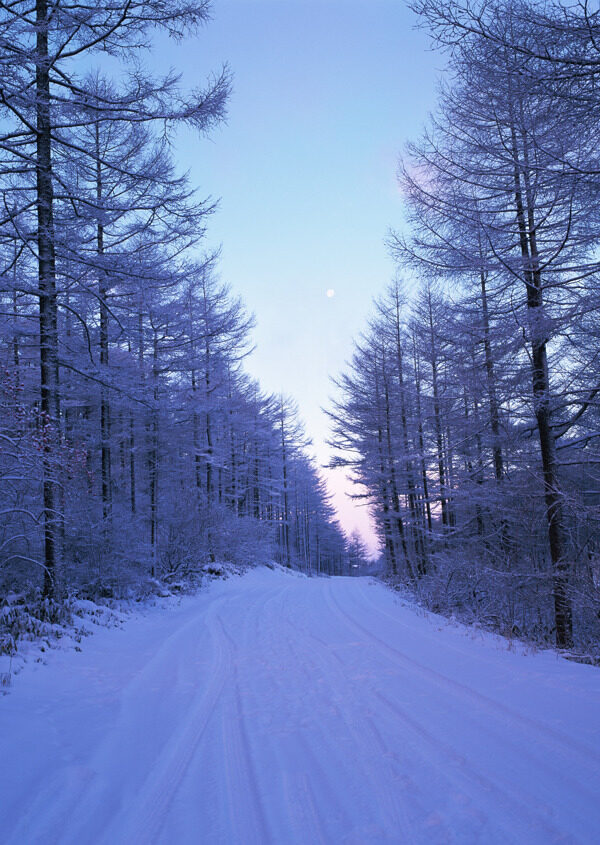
[0,0,228,595]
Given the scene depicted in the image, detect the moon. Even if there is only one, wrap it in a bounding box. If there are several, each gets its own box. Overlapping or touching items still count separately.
[326,288,335,298]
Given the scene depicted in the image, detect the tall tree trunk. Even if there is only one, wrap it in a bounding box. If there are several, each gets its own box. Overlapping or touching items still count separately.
[204,352,213,501]
[315,531,321,576]
[280,407,291,567]
[253,452,260,519]
[444,415,456,528]
[464,386,484,537]
[427,290,450,530]
[229,419,238,511]
[378,422,397,577]
[149,331,159,577]
[129,411,136,514]
[191,368,203,493]
[393,285,427,572]
[413,333,433,534]
[479,269,504,482]
[96,122,112,523]
[36,0,60,597]
[12,241,19,376]
[510,118,572,647]
[375,363,398,576]
[383,368,412,579]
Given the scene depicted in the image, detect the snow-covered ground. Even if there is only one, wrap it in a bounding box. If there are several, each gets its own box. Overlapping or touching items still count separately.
[1,567,599,844]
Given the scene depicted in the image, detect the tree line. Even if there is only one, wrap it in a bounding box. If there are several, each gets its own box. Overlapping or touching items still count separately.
[0,0,348,611]
[329,0,600,651]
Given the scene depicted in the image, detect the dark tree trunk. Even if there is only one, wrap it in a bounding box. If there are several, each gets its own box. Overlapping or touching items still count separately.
[383,371,412,579]
[204,353,213,501]
[253,453,260,519]
[149,332,159,576]
[480,270,504,482]
[378,424,397,578]
[393,289,427,573]
[427,291,450,530]
[36,0,60,597]
[96,122,112,523]
[375,364,398,576]
[413,334,433,534]
[129,412,136,514]
[510,120,572,647]
[191,368,203,493]
[280,411,291,567]
[12,251,19,375]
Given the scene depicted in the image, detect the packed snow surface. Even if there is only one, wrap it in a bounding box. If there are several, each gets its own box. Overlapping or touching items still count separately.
[1,567,599,844]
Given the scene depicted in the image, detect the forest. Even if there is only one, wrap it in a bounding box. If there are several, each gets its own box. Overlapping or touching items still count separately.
[1,0,600,660]
[329,0,600,653]
[0,0,350,651]
[1,4,599,840]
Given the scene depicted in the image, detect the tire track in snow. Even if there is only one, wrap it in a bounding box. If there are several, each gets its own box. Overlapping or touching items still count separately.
[235,581,337,844]
[373,688,569,843]
[336,581,600,812]
[4,593,241,845]
[230,581,351,844]
[302,623,499,843]
[153,582,286,844]
[88,589,268,845]
[97,597,236,845]
[289,618,415,841]
[327,580,600,766]
[324,580,598,842]
[216,608,273,845]
[3,569,599,844]
[4,595,235,845]
[262,582,416,843]
[143,589,288,845]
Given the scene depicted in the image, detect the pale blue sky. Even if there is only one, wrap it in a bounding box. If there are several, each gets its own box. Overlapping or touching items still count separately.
[155,0,440,552]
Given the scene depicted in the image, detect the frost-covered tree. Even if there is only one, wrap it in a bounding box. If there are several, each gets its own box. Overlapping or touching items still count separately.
[330,0,600,650]
[0,0,228,595]
[0,3,348,615]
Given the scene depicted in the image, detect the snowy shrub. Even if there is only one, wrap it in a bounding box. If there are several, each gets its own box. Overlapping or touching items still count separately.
[0,590,76,656]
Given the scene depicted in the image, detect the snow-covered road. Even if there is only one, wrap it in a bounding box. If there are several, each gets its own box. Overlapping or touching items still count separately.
[1,567,599,844]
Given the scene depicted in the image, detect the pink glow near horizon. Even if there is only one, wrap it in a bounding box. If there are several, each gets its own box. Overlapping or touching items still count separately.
[322,466,380,558]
